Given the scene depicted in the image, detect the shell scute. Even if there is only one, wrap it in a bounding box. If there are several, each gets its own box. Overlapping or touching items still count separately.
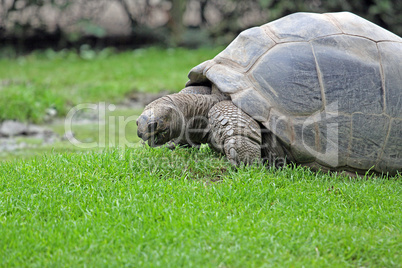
[378,42,402,118]
[311,35,383,115]
[267,12,342,42]
[215,27,275,69]
[250,42,322,116]
[328,11,402,42]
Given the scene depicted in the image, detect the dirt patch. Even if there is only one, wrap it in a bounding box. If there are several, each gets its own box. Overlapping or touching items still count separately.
[0,91,169,153]
[0,120,59,152]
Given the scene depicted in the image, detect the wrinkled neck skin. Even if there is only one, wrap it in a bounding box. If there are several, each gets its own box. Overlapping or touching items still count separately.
[164,93,222,146]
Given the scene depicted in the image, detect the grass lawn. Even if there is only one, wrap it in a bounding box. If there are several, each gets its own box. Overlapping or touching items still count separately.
[0,147,401,267]
[0,48,401,266]
[0,47,221,122]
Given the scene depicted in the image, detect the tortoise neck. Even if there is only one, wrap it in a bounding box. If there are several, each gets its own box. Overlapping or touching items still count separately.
[166,93,222,144]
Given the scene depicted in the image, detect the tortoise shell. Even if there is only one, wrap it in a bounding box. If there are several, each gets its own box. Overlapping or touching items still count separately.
[186,12,402,175]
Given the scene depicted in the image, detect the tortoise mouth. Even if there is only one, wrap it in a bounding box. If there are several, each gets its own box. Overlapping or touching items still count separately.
[144,128,170,147]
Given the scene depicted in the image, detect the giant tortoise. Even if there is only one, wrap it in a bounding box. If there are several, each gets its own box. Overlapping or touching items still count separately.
[137,12,402,176]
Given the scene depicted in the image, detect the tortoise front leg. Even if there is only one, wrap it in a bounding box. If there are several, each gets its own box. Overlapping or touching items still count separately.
[179,85,211,95]
[208,101,261,166]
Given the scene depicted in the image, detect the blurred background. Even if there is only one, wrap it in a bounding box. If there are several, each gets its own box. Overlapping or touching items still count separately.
[1,0,401,53]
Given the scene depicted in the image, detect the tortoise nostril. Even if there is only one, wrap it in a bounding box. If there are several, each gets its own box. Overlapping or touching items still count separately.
[148,121,158,132]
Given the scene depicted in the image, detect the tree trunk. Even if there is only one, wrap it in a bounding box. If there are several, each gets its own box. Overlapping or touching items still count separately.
[169,0,185,46]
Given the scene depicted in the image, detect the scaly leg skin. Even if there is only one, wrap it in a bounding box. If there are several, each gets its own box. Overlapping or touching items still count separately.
[179,86,211,95]
[208,101,261,166]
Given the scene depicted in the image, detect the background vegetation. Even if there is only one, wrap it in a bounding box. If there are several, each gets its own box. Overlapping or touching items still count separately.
[1,0,401,53]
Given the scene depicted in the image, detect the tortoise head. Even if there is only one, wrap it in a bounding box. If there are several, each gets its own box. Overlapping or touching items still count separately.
[136,96,183,147]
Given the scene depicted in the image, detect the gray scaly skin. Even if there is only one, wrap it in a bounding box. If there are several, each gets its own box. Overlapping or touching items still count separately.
[137,90,221,147]
[137,86,272,165]
[208,101,261,165]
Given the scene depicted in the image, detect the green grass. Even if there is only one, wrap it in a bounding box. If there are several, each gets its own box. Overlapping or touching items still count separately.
[0,47,221,122]
[0,147,401,267]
